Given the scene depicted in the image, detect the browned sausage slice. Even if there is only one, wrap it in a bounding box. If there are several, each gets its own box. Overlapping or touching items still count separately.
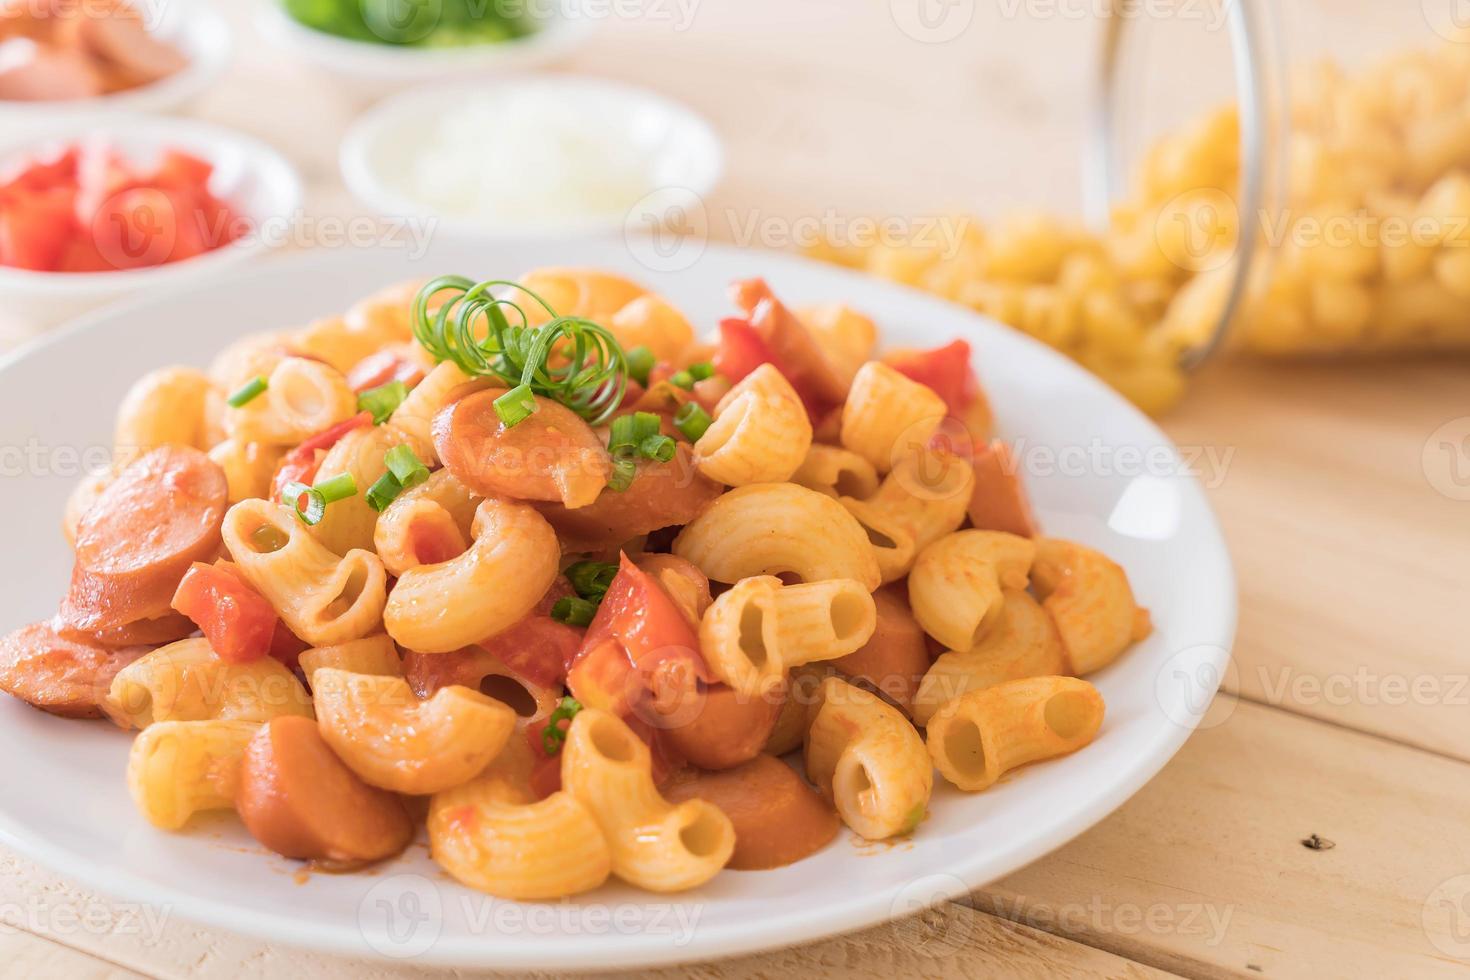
[0,621,145,719]
[432,389,611,508]
[832,585,931,716]
[61,447,228,632]
[650,672,784,771]
[236,715,414,865]
[664,755,839,870]
[968,440,1039,538]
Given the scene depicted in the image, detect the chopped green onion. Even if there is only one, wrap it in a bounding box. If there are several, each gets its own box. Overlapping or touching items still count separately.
[625,345,656,387]
[282,481,327,526]
[494,384,537,427]
[688,361,715,381]
[565,560,618,601]
[607,456,637,492]
[608,411,661,454]
[541,696,584,755]
[674,402,712,442]
[227,376,268,408]
[668,370,695,390]
[551,596,598,628]
[314,472,358,504]
[640,433,676,462]
[384,444,429,490]
[366,472,403,512]
[357,380,409,425]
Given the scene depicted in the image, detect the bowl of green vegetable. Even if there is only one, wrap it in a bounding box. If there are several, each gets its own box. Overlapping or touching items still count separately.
[257,0,598,95]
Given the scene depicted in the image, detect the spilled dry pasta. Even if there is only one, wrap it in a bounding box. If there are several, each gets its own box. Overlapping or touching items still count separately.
[0,268,1152,897]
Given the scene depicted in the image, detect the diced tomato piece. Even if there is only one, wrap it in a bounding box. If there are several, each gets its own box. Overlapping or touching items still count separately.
[0,188,75,271]
[171,563,279,664]
[479,580,583,689]
[886,340,977,413]
[152,150,214,190]
[72,141,137,226]
[270,412,373,501]
[346,349,427,393]
[567,554,711,722]
[729,279,850,415]
[56,234,111,273]
[711,317,773,384]
[89,187,178,270]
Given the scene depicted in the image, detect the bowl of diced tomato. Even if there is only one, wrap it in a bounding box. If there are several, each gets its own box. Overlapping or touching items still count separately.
[0,114,303,328]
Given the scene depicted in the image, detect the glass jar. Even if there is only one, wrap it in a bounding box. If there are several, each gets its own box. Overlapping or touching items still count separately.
[815,0,1470,414]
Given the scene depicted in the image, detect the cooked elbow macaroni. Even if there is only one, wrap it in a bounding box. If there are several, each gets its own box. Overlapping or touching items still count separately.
[15,271,1154,898]
[562,709,735,891]
[699,576,876,696]
[805,677,932,840]
[927,676,1105,791]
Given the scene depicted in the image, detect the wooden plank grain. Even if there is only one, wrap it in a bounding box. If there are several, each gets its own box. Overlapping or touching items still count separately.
[1164,361,1470,761]
[983,699,1470,979]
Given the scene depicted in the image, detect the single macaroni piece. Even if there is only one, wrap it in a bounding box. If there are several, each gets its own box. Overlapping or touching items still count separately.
[840,361,947,473]
[694,364,813,486]
[294,280,423,374]
[309,424,417,556]
[804,677,932,840]
[562,709,735,892]
[207,439,285,505]
[298,635,402,685]
[699,576,876,697]
[912,589,1068,726]
[609,294,696,362]
[312,668,516,795]
[926,676,1104,791]
[405,647,563,732]
[797,304,877,388]
[222,498,388,646]
[515,267,648,325]
[791,444,880,500]
[840,448,975,583]
[107,638,313,728]
[113,366,215,467]
[429,767,611,900]
[389,361,487,466]
[207,330,295,392]
[126,719,260,829]
[226,357,357,447]
[673,482,881,591]
[908,530,1037,652]
[373,469,480,577]
[1030,538,1152,675]
[384,497,559,653]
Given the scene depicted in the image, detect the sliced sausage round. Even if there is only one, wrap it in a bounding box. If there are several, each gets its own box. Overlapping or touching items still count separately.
[236,715,414,865]
[0,620,146,719]
[62,446,228,632]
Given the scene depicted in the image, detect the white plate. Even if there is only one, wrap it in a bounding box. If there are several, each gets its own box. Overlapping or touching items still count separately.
[0,240,1235,970]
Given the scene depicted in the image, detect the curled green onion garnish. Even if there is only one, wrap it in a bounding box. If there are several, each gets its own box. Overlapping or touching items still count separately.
[282,481,327,525]
[358,380,408,425]
[228,376,268,408]
[674,402,712,442]
[607,456,637,493]
[384,444,429,490]
[411,275,627,428]
[688,362,715,381]
[366,472,402,513]
[542,696,584,755]
[565,560,618,602]
[640,434,676,462]
[551,596,598,628]
[625,345,655,387]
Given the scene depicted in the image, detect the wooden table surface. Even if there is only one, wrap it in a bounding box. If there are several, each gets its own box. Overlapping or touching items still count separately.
[4,2,1468,977]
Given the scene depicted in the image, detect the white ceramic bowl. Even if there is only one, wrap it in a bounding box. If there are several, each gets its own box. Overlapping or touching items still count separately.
[341,75,725,238]
[0,4,231,124]
[0,239,1235,971]
[0,115,304,328]
[255,0,597,98]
